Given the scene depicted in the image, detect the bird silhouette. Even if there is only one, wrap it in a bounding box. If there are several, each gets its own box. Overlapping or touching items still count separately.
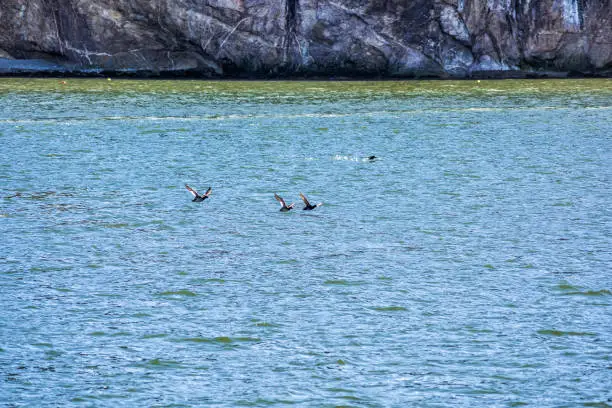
[299,193,322,210]
[185,185,212,202]
[274,193,294,212]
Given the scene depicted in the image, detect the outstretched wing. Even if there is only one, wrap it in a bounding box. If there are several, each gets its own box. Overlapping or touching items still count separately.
[185,184,198,197]
[299,192,311,207]
[203,187,212,197]
[274,193,287,207]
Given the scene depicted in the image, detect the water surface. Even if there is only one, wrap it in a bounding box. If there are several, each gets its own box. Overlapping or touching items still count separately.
[1,78,611,407]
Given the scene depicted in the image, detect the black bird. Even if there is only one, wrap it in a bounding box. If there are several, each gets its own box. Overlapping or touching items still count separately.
[274,193,294,212]
[367,155,377,161]
[299,193,322,210]
[186,185,212,202]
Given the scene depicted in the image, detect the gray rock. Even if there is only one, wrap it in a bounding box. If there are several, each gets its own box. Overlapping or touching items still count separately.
[0,49,14,59]
[0,0,609,78]
[0,58,66,73]
[471,54,512,72]
[440,5,470,45]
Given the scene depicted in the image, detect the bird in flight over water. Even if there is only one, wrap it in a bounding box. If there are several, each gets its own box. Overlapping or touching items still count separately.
[186,185,212,202]
[274,193,294,212]
[299,193,322,210]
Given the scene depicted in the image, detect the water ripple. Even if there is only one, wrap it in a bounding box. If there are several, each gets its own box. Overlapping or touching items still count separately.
[1,78,610,407]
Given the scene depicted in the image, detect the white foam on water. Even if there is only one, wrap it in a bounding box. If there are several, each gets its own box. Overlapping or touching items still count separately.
[332,155,376,162]
[2,103,610,126]
[333,155,359,162]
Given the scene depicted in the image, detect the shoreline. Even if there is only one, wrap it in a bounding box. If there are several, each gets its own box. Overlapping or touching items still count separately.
[1,59,611,81]
[1,71,610,81]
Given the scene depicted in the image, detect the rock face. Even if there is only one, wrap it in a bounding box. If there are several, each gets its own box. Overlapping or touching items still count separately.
[0,0,610,77]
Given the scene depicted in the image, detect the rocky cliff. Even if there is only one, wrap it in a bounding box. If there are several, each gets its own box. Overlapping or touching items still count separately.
[0,0,610,78]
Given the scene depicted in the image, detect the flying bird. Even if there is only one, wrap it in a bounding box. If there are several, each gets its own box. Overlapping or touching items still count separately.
[185,185,212,202]
[274,193,294,212]
[299,193,322,210]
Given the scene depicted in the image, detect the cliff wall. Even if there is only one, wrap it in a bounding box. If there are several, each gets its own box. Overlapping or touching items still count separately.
[0,0,610,77]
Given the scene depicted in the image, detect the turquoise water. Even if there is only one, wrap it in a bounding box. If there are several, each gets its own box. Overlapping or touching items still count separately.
[1,78,611,407]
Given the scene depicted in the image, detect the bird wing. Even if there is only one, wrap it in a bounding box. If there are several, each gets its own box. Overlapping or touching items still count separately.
[185,184,198,197]
[203,187,212,197]
[274,193,287,207]
[299,193,311,207]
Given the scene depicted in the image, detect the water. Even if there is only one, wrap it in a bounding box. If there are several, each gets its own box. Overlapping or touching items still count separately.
[1,78,611,407]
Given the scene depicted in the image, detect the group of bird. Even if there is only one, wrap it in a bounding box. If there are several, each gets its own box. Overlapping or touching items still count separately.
[185,185,322,211]
[184,156,376,210]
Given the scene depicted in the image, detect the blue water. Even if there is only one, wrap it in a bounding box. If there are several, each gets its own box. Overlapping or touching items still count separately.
[1,79,611,407]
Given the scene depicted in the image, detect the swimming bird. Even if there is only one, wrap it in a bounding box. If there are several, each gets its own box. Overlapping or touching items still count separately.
[185,185,212,202]
[299,193,322,210]
[367,155,377,161]
[274,193,294,212]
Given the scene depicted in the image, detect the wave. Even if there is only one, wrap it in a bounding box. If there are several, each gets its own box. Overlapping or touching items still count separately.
[332,155,376,162]
[1,105,609,124]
